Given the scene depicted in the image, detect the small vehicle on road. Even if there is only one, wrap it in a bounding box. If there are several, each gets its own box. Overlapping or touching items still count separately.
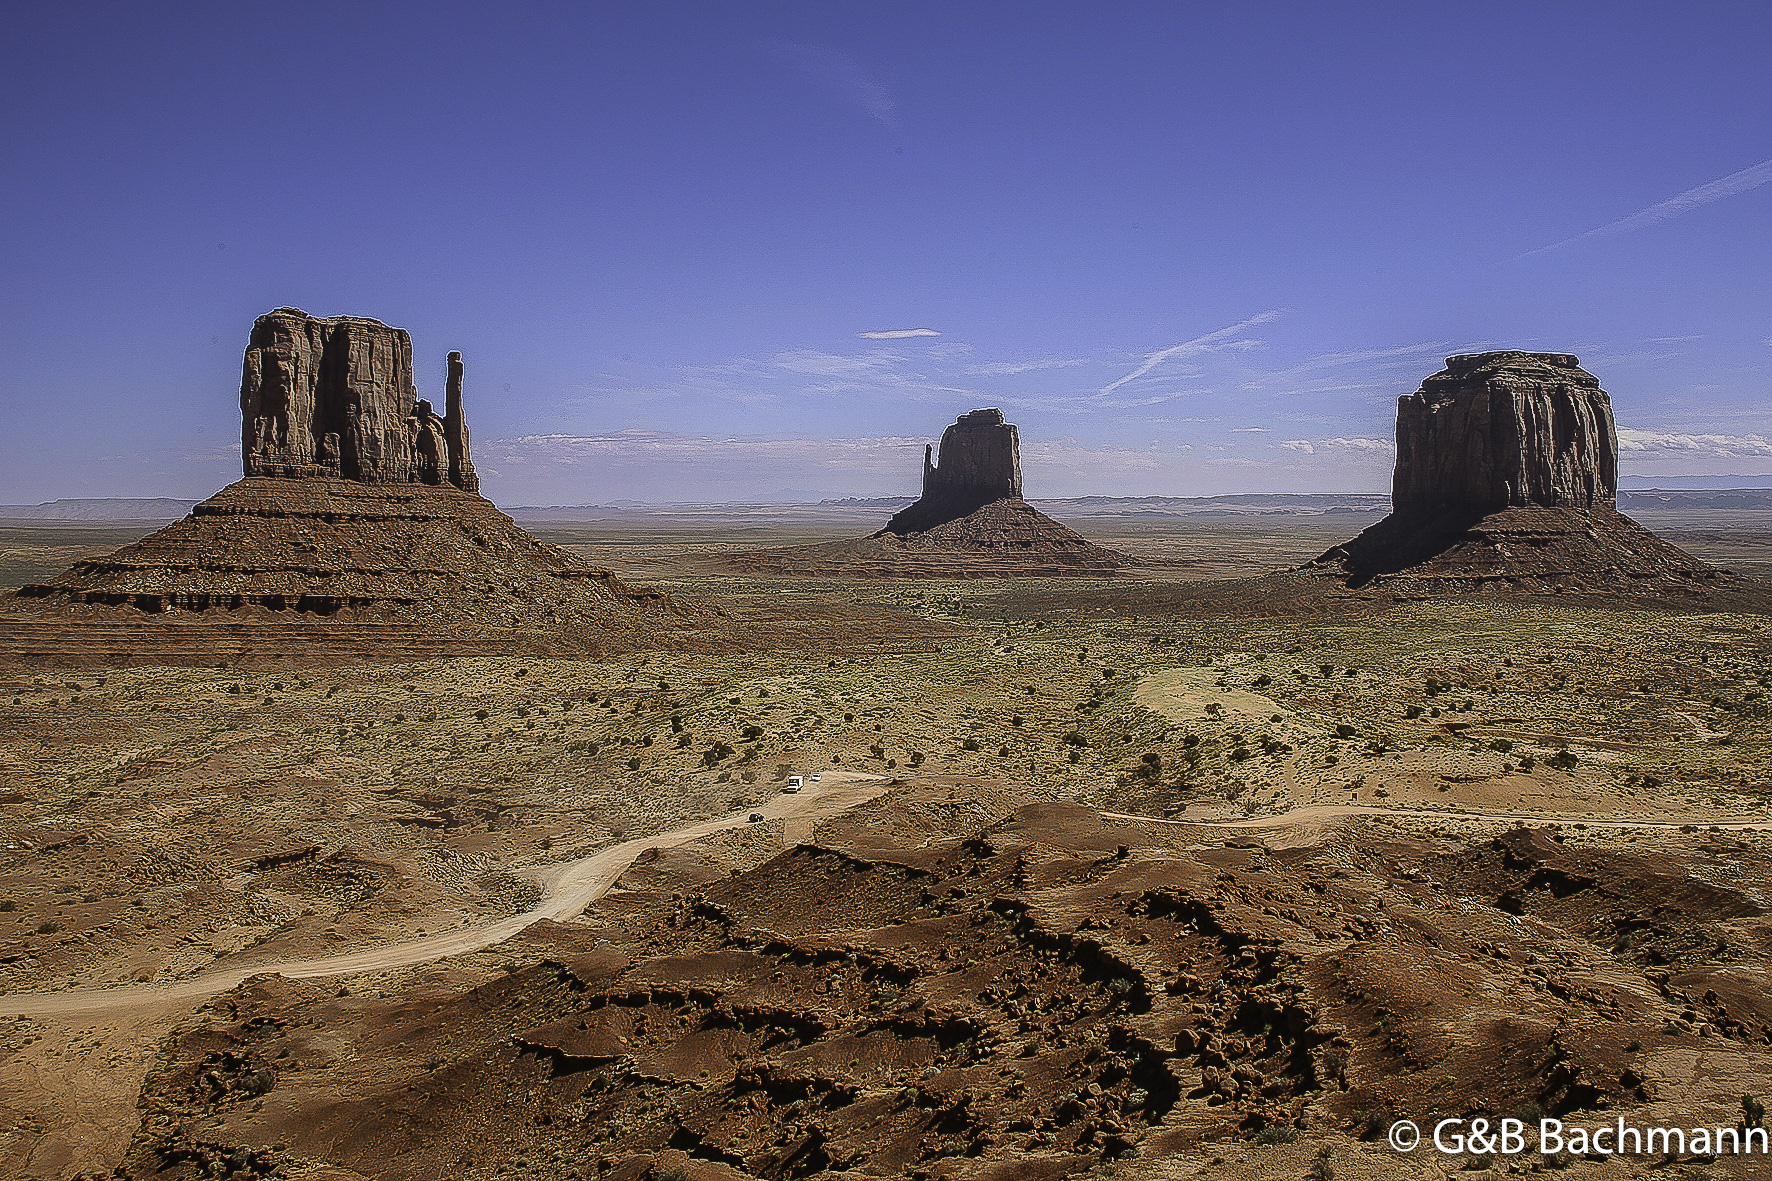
[811,773,822,783]
[747,813,765,823]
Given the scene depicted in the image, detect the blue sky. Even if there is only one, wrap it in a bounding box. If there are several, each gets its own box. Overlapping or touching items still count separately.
[2,1,1769,504]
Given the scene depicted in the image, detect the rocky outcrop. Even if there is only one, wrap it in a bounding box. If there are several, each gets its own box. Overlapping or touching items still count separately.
[1393,351,1615,515]
[1310,352,1722,594]
[884,409,1023,535]
[9,310,701,655]
[727,408,1135,577]
[12,478,693,648]
[241,309,477,492]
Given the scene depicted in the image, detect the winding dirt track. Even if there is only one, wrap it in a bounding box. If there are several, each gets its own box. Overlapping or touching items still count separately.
[10,786,1769,1021]
[3,772,893,1020]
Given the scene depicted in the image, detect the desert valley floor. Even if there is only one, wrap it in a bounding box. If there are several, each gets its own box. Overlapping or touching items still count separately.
[1,512,1770,1181]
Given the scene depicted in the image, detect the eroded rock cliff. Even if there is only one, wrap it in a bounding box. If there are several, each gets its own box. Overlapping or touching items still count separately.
[1393,351,1615,515]
[241,308,477,492]
[1311,352,1721,593]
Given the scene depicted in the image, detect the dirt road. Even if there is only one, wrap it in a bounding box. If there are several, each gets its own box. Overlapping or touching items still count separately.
[4,771,892,1021]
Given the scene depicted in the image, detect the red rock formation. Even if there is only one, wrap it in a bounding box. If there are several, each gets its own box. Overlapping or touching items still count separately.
[11,310,695,655]
[885,408,1023,534]
[241,308,476,492]
[1393,351,1616,515]
[1311,352,1721,593]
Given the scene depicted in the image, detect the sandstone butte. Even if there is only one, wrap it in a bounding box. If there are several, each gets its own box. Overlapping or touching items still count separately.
[8,309,701,661]
[1308,351,1725,593]
[726,408,1136,578]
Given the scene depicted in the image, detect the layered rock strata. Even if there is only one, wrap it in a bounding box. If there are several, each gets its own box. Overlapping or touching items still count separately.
[1311,352,1721,592]
[728,408,1134,577]
[241,308,478,492]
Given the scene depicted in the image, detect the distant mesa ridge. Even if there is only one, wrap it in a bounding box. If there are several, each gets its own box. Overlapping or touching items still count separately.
[1311,351,1724,592]
[242,308,477,493]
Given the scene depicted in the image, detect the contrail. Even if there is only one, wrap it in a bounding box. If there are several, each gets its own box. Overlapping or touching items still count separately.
[1100,311,1282,396]
[1526,155,1772,256]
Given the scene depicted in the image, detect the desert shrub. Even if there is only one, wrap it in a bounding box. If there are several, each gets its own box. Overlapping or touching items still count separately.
[1011,714,1025,726]
[844,712,855,722]
[474,708,489,720]
[1253,674,1272,687]
[702,741,736,766]
[1335,724,1356,739]
[1252,1125,1301,1145]
[961,738,981,751]
[1405,705,1423,718]
[626,757,642,771]
[669,714,683,732]
[740,724,764,740]
[1547,750,1579,770]
[36,922,60,935]
[0,901,13,912]
[676,734,693,748]
[1063,731,1088,747]
[1067,750,1081,764]
[908,751,924,766]
[1489,738,1514,753]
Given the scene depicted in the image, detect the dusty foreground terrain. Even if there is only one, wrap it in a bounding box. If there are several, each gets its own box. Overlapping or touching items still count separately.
[1,520,1770,1179]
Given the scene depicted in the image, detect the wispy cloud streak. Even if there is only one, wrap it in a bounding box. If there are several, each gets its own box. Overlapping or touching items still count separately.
[766,41,896,127]
[858,328,940,339]
[1099,311,1283,395]
[1526,155,1772,256]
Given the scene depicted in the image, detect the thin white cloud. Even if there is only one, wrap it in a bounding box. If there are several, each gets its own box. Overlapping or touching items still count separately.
[1229,426,1270,433]
[1276,437,1396,456]
[774,349,903,378]
[968,357,1088,376]
[858,328,940,339]
[1526,155,1772,256]
[1099,311,1283,395]
[1615,427,1772,458]
[765,41,896,128]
